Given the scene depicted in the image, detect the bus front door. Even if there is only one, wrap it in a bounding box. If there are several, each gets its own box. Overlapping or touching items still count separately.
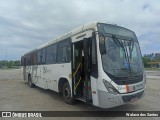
[83,38,92,103]
[72,38,92,103]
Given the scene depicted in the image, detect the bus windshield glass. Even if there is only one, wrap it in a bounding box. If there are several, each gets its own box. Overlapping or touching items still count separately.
[98,23,137,39]
[98,23,143,77]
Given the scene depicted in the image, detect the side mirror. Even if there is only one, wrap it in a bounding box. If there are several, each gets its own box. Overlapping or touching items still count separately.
[99,36,106,54]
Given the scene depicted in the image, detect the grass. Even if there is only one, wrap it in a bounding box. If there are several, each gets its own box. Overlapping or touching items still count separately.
[145,68,160,71]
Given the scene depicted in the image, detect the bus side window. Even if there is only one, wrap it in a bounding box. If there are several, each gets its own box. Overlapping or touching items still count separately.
[62,46,67,62]
[27,55,31,66]
[46,44,57,64]
[34,52,38,65]
[24,58,26,66]
[22,57,27,67]
[38,50,42,65]
[41,48,46,64]
[67,45,71,62]
[21,57,24,66]
[57,39,71,63]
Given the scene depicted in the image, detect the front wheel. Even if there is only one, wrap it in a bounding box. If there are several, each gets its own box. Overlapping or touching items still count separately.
[62,82,75,104]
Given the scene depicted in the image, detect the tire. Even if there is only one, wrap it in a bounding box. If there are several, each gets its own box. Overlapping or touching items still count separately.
[28,75,35,88]
[62,82,75,104]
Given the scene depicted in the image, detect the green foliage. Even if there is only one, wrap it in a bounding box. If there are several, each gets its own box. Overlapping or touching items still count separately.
[143,57,151,67]
[0,60,20,69]
[143,53,160,68]
[143,53,160,61]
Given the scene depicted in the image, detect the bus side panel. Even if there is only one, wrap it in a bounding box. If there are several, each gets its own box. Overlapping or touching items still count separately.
[26,66,32,80]
[45,64,60,92]
[23,66,27,81]
[90,76,99,106]
[31,65,47,89]
[47,63,72,92]
[31,63,71,92]
[31,65,38,85]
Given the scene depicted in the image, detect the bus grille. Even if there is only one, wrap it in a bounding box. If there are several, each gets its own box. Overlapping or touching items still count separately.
[122,91,144,103]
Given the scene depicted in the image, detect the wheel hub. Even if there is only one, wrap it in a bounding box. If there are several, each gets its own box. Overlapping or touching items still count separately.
[64,87,70,99]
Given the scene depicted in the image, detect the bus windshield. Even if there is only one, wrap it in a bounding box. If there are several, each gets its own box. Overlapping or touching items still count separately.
[101,36,143,77]
[97,23,143,77]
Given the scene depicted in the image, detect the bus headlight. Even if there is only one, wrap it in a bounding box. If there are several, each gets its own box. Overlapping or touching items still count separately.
[103,80,118,95]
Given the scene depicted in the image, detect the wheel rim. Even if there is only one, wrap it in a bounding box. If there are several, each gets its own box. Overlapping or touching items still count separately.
[64,87,70,99]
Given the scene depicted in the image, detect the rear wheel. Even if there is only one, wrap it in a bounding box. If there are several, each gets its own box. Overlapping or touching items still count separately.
[62,82,75,104]
[28,75,35,88]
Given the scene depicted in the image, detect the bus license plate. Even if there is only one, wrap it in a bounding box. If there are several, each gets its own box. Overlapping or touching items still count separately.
[130,97,138,103]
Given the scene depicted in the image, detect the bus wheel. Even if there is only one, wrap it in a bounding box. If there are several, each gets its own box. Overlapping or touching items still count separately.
[62,82,75,104]
[28,75,34,88]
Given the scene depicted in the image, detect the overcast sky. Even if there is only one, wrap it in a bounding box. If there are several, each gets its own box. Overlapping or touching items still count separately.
[0,0,160,60]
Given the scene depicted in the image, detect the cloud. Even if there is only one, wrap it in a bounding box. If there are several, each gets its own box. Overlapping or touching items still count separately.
[0,0,160,60]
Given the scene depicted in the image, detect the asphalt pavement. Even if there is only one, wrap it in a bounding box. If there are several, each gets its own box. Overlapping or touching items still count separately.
[0,69,159,120]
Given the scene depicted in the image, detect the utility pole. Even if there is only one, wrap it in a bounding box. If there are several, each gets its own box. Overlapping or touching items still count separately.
[5,48,7,68]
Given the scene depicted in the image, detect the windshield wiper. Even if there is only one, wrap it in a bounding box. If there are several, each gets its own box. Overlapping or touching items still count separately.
[112,35,125,51]
[112,35,131,74]
[129,39,134,59]
[112,35,127,59]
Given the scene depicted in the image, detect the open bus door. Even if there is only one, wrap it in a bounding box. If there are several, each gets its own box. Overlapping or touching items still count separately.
[83,38,92,103]
[72,38,92,103]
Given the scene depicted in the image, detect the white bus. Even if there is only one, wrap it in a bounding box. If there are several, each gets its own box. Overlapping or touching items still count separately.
[21,22,146,108]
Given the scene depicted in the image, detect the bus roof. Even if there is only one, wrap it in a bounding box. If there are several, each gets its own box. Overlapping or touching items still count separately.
[23,21,118,56]
[23,22,98,56]
[37,22,97,49]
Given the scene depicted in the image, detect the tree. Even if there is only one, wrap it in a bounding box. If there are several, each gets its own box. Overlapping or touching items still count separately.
[0,60,21,69]
[143,57,151,68]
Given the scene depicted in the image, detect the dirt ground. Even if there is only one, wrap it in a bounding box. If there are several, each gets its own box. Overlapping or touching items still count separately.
[0,69,159,120]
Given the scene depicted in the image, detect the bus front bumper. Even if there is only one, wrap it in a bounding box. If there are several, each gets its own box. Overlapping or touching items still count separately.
[98,88,145,108]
